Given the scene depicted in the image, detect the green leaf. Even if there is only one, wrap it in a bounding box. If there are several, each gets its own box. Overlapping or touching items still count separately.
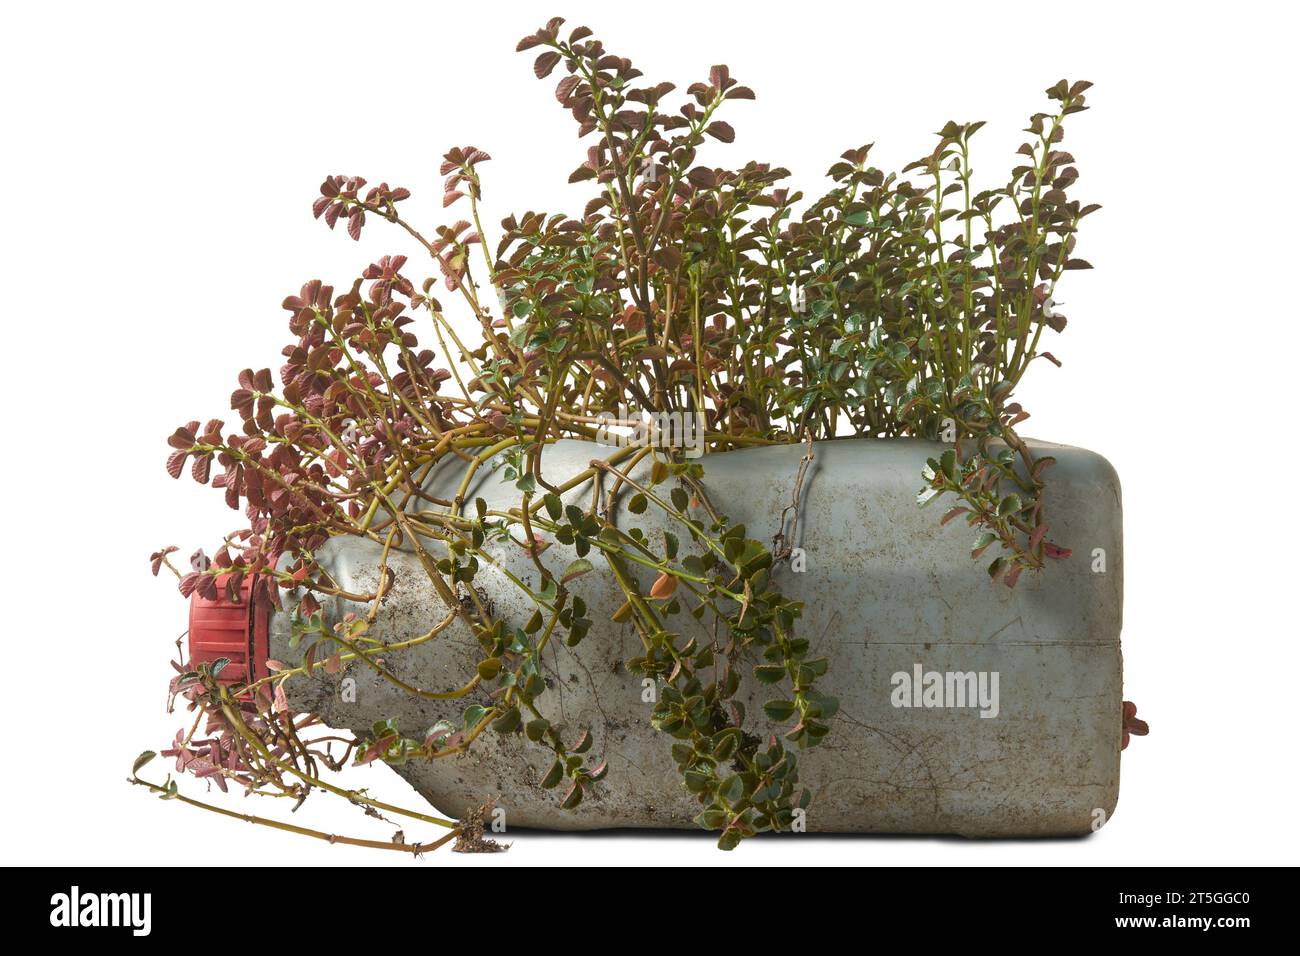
[804,690,839,719]
[462,704,489,731]
[695,808,729,829]
[712,729,740,760]
[541,758,564,789]
[561,558,594,584]
[683,769,711,793]
[763,699,797,721]
[132,751,156,776]
[491,706,521,734]
[717,828,744,851]
[939,448,957,481]
[719,774,746,805]
[971,530,998,558]
[754,664,786,684]
[663,531,679,560]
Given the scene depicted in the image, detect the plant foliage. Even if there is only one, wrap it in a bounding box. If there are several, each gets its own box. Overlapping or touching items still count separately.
[140,16,1095,852]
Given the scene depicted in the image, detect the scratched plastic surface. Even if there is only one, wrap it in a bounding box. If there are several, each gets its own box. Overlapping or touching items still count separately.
[274,438,1123,836]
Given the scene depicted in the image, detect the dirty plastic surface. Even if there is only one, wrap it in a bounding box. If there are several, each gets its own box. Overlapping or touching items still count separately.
[272,438,1123,836]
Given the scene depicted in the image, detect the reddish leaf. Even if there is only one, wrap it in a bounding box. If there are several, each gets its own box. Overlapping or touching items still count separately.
[165,449,187,479]
[149,546,177,577]
[1121,700,1150,749]
[534,51,561,79]
[191,454,211,484]
[706,121,736,143]
[1043,541,1072,560]
[555,75,580,104]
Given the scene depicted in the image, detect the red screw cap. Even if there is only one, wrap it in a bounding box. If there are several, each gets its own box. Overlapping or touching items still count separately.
[188,574,269,689]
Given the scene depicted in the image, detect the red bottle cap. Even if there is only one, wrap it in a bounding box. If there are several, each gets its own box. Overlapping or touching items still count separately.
[188,574,269,689]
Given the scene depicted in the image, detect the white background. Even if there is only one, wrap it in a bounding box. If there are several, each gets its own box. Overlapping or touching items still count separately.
[3,0,1296,866]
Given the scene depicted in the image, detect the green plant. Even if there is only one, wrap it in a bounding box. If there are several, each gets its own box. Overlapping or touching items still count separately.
[138,15,1095,852]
